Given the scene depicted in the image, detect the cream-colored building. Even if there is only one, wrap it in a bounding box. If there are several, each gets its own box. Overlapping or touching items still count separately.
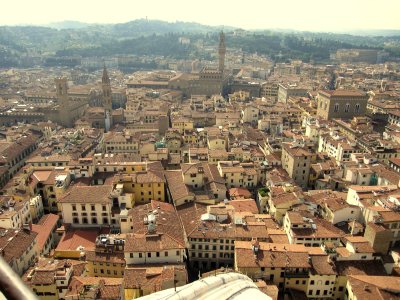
[179,203,270,271]
[0,228,39,276]
[241,105,259,124]
[281,142,315,189]
[103,131,139,154]
[124,232,185,265]
[217,161,258,189]
[283,211,343,246]
[0,195,31,229]
[58,185,115,227]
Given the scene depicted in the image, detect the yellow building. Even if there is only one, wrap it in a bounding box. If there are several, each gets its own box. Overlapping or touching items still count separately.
[112,169,165,206]
[234,241,310,289]
[85,235,126,278]
[23,258,77,300]
[171,117,194,134]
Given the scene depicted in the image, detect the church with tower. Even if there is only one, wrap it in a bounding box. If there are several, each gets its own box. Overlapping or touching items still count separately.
[84,65,114,131]
[168,31,229,97]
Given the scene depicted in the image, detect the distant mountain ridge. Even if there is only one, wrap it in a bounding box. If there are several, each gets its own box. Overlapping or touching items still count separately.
[0,19,399,68]
[43,19,235,34]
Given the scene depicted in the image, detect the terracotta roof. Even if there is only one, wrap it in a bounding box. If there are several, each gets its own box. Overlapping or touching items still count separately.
[0,228,37,264]
[58,185,112,204]
[165,170,194,201]
[67,276,123,299]
[235,241,310,268]
[56,228,103,252]
[31,214,59,251]
[319,89,366,97]
[128,201,185,247]
[123,265,186,290]
[348,275,400,300]
[85,250,125,264]
[228,199,258,214]
[310,255,337,275]
[125,233,185,252]
[334,260,387,276]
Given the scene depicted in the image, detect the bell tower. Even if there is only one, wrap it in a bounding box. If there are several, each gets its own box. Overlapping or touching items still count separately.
[102,65,112,112]
[218,31,226,73]
[55,77,68,106]
[54,77,72,127]
[102,65,112,131]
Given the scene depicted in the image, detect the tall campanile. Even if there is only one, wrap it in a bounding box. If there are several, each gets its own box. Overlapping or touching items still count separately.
[102,64,112,131]
[218,31,226,73]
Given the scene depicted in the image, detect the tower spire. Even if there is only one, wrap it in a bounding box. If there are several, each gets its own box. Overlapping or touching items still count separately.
[218,31,226,73]
[102,63,110,85]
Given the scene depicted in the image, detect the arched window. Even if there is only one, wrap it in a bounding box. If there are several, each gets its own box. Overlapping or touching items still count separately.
[355,103,360,113]
[345,103,350,112]
[334,103,339,112]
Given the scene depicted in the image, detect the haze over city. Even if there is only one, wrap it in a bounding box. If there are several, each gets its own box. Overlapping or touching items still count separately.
[2,0,400,32]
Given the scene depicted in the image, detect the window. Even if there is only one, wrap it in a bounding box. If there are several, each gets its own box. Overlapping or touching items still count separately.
[156,252,160,257]
[334,103,339,112]
[102,205,106,211]
[316,290,320,296]
[310,280,315,285]
[91,205,95,211]
[139,253,142,258]
[81,205,86,211]
[323,290,328,295]
[176,250,180,256]
[345,103,350,112]
[165,251,168,257]
[325,280,329,285]
[72,205,76,211]
[355,103,360,113]
[147,253,151,258]
[339,287,344,291]
[130,253,133,258]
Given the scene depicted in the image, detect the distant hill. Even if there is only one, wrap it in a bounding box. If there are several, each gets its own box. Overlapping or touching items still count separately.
[0,19,399,67]
[46,20,93,29]
[335,29,400,37]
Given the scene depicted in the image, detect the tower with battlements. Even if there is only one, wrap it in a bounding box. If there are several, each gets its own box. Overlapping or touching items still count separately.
[218,31,226,73]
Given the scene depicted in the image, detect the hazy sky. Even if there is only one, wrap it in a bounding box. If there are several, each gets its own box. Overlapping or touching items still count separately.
[2,0,400,31]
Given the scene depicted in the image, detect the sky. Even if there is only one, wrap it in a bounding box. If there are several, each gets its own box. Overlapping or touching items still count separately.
[1,0,400,32]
